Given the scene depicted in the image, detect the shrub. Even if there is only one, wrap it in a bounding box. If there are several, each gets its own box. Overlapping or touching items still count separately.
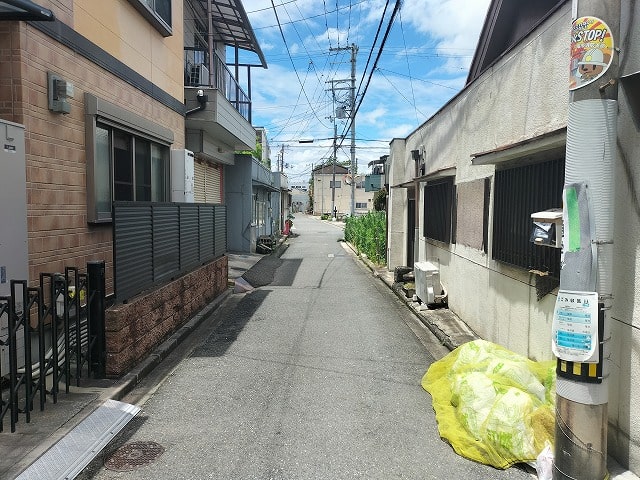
[344,211,386,265]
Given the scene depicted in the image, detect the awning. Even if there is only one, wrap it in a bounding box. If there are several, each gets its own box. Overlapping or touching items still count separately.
[471,128,566,166]
[0,0,54,21]
[390,167,456,189]
[208,0,267,68]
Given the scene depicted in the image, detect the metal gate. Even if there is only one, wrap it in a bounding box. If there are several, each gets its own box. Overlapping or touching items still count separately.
[0,262,106,433]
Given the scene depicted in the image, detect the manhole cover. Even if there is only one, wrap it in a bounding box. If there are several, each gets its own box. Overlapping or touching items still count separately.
[104,441,165,471]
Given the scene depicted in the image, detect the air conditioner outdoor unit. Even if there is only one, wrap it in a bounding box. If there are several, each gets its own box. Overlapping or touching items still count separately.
[190,63,209,86]
[414,261,445,307]
[171,149,195,203]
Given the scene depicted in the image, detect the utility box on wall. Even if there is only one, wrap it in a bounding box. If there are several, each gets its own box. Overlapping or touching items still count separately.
[171,149,195,203]
[0,120,28,376]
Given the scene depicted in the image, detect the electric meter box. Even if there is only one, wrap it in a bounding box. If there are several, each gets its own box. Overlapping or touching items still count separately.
[0,119,28,376]
[531,209,563,248]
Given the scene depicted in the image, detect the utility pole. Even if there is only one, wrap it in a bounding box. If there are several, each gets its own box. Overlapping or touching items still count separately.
[332,119,337,219]
[349,43,357,217]
[553,2,620,479]
[329,43,358,216]
[278,144,285,173]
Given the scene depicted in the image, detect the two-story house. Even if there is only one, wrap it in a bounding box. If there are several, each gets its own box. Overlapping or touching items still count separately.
[0,0,266,378]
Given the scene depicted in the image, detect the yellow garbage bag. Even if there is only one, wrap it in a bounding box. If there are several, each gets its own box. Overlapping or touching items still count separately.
[422,339,555,469]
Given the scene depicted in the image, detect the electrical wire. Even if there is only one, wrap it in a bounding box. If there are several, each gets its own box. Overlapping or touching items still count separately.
[398,8,419,124]
[269,0,331,136]
[338,0,402,146]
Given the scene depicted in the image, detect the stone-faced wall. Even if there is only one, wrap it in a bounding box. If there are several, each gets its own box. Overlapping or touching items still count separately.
[105,256,228,377]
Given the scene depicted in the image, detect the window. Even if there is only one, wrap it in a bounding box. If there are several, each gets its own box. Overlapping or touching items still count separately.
[128,0,172,37]
[330,180,341,188]
[97,123,169,203]
[85,93,173,223]
[355,202,367,209]
[492,157,564,276]
[424,177,455,244]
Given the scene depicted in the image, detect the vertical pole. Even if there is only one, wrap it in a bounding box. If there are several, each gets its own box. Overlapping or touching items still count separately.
[554,2,620,479]
[350,43,358,216]
[87,261,106,379]
[332,119,337,219]
[207,0,213,87]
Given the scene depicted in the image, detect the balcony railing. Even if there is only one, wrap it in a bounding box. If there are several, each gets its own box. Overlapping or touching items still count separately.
[184,49,251,122]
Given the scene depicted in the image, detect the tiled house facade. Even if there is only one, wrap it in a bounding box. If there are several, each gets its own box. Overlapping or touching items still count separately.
[0,0,264,376]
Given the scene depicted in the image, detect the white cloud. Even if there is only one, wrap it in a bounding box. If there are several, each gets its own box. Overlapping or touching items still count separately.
[244,0,492,181]
[400,0,491,68]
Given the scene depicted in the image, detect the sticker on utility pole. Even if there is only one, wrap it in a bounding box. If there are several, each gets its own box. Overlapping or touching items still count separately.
[552,290,599,362]
[570,16,614,90]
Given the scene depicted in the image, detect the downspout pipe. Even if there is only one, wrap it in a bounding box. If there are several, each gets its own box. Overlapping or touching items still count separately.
[553,2,620,479]
[185,90,208,116]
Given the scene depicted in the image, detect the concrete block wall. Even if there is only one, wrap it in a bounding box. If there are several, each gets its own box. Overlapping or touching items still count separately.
[105,256,228,377]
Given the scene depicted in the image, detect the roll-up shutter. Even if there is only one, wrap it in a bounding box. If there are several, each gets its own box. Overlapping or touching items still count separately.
[194,161,206,203]
[208,164,222,203]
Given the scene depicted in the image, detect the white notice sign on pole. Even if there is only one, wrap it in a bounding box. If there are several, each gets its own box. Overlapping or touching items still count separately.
[552,290,599,363]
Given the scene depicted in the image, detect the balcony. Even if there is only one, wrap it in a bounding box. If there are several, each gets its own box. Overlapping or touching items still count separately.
[184,51,255,152]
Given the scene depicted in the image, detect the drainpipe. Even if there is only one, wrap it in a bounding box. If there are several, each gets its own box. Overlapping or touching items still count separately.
[553,2,620,479]
[185,90,208,116]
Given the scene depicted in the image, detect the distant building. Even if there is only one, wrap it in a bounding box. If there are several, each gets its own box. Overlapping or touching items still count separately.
[311,164,373,216]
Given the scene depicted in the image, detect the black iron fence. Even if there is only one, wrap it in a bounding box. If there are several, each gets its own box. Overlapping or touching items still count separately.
[113,202,227,303]
[0,262,105,433]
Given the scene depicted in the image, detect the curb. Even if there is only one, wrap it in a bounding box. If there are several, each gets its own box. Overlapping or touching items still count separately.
[344,241,478,353]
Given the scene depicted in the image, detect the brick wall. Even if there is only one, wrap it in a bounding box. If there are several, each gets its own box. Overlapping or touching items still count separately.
[105,256,229,377]
[0,22,185,295]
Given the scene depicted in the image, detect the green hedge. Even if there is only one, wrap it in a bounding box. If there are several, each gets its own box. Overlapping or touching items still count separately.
[344,211,386,265]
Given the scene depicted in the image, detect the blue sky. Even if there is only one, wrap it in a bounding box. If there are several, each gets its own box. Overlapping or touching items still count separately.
[244,0,491,185]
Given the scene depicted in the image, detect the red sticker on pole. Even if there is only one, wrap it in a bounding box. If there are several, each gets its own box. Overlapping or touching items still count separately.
[569,16,614,91]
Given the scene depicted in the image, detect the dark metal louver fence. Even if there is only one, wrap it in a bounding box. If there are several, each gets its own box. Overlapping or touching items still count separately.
[492,158,564,276]
[113,202,227,302]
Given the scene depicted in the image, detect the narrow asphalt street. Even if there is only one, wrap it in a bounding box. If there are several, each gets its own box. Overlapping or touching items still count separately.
[77,215,535,479]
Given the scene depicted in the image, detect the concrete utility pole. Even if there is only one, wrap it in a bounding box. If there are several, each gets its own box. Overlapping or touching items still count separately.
[553,2,620,479]
[328,44,358,216]
[349,43,358,217]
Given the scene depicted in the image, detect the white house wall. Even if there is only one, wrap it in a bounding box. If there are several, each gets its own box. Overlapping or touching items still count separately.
[397,5,570,361]
[389,1,640,472]
[608,0,640,473]
[387,139,409,269]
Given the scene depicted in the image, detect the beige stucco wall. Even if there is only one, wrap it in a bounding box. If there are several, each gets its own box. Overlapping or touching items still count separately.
[393,5,571,360]
[74,0,184,101]
[387,139,410,269]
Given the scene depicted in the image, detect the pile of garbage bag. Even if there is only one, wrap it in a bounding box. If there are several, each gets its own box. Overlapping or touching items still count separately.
[422,339,556,470]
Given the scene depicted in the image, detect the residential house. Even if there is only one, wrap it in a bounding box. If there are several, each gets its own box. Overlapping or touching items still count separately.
[225,152,278,253]
[386,0,640,473]
[272,171,291,234]
[0,0,266,377]
[312,164,373,216]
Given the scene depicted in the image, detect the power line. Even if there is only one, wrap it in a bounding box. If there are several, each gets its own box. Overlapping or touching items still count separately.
[270,0,330,134]
[338,0,401,144]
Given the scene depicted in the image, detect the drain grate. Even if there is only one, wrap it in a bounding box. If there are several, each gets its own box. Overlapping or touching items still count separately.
[104,441,165,471]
